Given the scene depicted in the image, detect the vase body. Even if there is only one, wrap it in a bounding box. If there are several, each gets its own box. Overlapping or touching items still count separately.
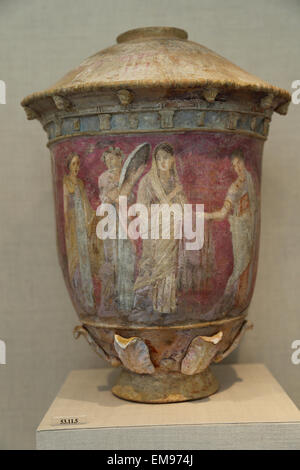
[22,27,290,403]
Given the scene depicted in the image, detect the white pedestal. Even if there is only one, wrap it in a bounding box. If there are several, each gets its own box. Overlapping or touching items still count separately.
[36,364,300,450]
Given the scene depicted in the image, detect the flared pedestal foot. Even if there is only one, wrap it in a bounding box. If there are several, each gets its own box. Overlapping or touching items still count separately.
[112,367,219,403]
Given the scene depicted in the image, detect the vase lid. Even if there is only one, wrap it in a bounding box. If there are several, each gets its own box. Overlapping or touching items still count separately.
[22,26,290,116]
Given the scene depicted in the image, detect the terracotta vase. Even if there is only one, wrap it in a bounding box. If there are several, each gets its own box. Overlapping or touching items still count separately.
[22,27,290,403]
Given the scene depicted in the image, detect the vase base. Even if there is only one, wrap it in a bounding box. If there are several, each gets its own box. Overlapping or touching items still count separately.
[112,367,219,404]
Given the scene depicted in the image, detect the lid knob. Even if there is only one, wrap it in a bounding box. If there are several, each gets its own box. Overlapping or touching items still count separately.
[117,27,188,44]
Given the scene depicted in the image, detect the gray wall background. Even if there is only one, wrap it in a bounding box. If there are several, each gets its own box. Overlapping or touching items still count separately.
[0,0,299,449]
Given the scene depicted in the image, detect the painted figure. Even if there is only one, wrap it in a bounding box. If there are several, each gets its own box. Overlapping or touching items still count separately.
[98,145,147,314]
[205,149,258,311]
[98,147,124,313]
[177,220,215,294]
[117,143,148,311]
[63,153,98,314]
[134,143,187,314]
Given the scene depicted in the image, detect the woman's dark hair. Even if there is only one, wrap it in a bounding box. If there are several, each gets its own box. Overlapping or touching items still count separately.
[65,152,80,171]
[153,142,174,159]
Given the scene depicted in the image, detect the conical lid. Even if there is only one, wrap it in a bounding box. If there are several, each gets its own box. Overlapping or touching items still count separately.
[22,26,290,115]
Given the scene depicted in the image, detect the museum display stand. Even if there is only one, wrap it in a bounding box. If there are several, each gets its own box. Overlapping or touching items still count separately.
[36,363,300,450]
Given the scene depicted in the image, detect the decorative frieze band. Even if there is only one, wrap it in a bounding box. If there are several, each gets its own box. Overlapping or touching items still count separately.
[99,114,111,131]
[159,109,175,128]
[45,107,270,142]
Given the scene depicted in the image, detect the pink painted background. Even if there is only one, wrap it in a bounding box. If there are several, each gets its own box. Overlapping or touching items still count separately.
[51,131,262,323]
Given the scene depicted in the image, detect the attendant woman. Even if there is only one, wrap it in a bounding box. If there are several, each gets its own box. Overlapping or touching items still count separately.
[205,149,258,310]
[63,153,97,314]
